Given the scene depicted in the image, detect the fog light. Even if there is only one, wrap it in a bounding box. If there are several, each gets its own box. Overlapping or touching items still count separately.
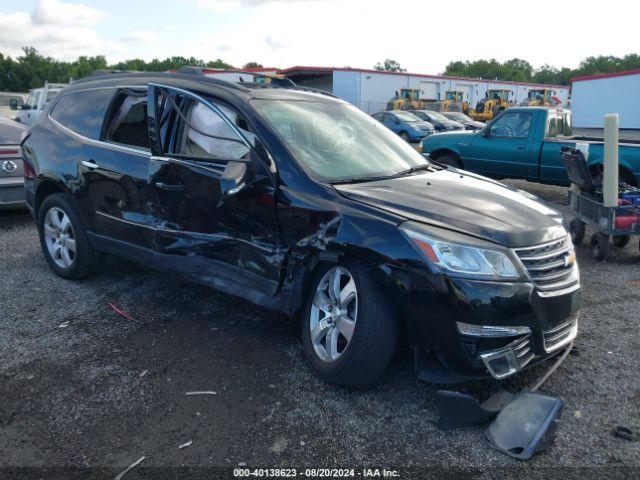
[480,348,519,379]
[456,322,531,337]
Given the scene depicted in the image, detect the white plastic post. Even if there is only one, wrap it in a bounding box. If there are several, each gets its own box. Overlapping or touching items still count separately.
[603,114,619,208]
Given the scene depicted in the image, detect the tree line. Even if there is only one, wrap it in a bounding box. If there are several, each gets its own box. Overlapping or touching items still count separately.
[442,55,640,85]
[2,47,640,92]
[0,47,264,92]
[375,55,640,86]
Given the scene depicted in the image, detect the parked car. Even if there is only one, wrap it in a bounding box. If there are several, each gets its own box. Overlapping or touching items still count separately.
[372,111,434,142]
[422,107,640,186]
[23,72,580,387]
[441,111,484,131]
[409,110,465,132]
[0,92,27,119]
[0,116,28,209]
[13,83,66,126]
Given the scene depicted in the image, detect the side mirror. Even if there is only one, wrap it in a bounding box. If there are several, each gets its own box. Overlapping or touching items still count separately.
[9,99,18,110]
[482,128,491,138]
[220,160,254,198]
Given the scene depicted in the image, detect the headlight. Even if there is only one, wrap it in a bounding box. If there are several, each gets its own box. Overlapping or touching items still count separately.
[399,221,523,280]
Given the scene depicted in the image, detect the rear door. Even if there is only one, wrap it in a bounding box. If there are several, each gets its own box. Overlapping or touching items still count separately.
[468,110,536,178]
[382,113,399,134]
[49,87,157,252]
[146,83,284,297]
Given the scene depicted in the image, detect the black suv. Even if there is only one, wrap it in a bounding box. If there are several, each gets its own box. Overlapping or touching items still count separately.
[22,71,580,387]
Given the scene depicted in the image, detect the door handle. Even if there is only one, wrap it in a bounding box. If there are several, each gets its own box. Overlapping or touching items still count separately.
[155,182,185,192]
[81,159,99,169]
[516,145,527,150]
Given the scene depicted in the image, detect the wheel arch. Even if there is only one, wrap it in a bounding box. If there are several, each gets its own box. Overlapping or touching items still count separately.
[34,178,69,215]
[588,160,638,187]
[428,148,463,168]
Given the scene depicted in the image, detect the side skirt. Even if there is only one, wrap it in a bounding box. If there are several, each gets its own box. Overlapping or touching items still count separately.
[87,232,291,314]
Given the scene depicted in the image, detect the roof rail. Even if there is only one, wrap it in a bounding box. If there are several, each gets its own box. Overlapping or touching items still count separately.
[176,67,336,97]
[89,69,140,77]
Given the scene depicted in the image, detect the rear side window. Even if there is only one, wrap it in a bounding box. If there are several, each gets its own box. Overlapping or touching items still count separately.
[103,90,149,149]
[50,89,113,139]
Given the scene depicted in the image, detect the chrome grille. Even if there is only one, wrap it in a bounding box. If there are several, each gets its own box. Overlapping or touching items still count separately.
[543,320,578,352]
[514,236,577,291]
[512,335,535,367]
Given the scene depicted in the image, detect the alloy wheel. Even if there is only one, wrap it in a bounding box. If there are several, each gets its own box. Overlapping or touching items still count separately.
[309,266,358,363]
[43,207,76,269]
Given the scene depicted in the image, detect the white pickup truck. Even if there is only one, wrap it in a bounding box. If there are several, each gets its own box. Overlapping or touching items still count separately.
[12,82,66,127]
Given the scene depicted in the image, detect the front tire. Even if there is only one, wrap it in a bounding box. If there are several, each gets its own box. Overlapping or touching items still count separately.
[590,232,609,261]
[301,260,398,388]
[435,154,462,169]
[399,131,410,142]
[569,218,586,245]
[38,193,102,279]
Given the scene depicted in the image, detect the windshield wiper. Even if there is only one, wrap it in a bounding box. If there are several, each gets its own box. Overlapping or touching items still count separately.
[396,163,438,176]
[330,163,436,185]
[330,174,397,185]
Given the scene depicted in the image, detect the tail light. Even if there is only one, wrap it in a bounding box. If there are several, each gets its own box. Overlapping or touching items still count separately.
[23,159,36,180]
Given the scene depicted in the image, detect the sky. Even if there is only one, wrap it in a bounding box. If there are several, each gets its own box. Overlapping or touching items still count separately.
[0,0,636,73]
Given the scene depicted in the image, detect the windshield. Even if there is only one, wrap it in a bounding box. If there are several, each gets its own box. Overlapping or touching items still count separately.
[393,111,420,122]
[253,99,429,183]
[423,110,448,122]
[445,112,468,121]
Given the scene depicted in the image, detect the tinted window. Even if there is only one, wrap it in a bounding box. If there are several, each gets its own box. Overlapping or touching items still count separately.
[104,91,149,149]
[50,89,113,139]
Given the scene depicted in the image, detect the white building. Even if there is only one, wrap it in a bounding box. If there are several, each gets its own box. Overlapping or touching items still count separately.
[202,65,570,115]
[571,69,640,129]
[280,66,570,113]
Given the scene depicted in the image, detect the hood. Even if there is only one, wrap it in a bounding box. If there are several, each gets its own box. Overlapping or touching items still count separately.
[422,129,476,148]
[335,169,566,248]
[0,117,27,145]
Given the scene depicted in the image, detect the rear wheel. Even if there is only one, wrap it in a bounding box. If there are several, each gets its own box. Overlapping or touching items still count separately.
[301,260,398,388]
[38,193,102,279]
[589,232,609,261]
[569,218,586,245]
[435,154,462,169]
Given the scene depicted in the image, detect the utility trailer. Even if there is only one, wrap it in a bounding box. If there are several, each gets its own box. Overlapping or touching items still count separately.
[562,147,640,260]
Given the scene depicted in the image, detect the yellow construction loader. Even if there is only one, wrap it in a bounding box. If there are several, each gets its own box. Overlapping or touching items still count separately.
[441,91,469,113]
[386,88,426,111]
[524,89,559,107]
[468,89,513,122]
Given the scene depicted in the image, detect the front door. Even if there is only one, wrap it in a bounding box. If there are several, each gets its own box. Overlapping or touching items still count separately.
[468,111,536,178]
[146,83,284,297]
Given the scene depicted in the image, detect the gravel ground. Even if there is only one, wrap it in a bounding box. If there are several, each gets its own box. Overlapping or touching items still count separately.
[1,180,639,478]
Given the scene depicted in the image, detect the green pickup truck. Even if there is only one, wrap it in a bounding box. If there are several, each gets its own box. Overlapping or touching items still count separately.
[421,107,640,186]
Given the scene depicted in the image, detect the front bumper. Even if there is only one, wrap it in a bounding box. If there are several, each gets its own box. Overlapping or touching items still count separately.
[409,130,434,142]
[384,266,581,382]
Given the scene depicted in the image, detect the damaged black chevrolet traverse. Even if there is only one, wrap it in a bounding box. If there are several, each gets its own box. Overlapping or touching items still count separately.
[23,71,580,387]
